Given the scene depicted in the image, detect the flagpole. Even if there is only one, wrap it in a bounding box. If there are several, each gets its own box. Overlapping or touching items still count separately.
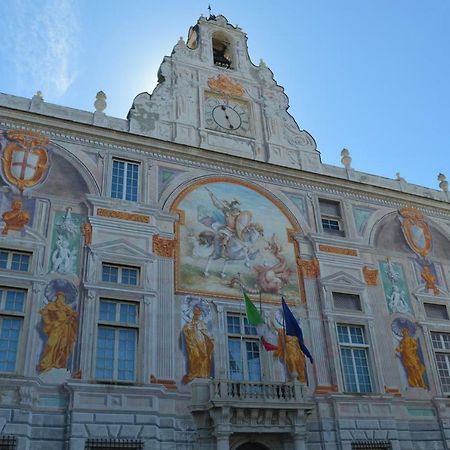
[237,273,245,382]
[281,294,288,384]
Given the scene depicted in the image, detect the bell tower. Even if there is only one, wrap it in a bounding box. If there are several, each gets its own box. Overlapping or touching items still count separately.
[128,14,321,172]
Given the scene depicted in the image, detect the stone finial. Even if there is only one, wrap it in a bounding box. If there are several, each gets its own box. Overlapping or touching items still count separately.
[30,90,44,112]
[438,173,448,192]
[340,148,352,169]
[396,172,406,182]
[94,91,107,113]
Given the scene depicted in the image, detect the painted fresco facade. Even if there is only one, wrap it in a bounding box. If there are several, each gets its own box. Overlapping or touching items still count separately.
[0,14,449,450]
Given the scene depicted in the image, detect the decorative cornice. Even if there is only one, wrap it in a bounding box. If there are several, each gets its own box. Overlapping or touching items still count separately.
[96,208,150,223]
[152,234,176,258]
[363,266,379,286]
[1,118,450,219]
[318,245,358,257]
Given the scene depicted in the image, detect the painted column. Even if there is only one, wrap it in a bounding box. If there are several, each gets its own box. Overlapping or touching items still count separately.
[304,278,332,387]
[79,289,97,378]
[142,294,154,383]
[25,281,46,377]
[292,434,307,450]
[216,433,230,450]
[156,258,175,379]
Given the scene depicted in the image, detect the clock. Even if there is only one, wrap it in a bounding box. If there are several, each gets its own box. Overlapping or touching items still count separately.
[204,95,251,136]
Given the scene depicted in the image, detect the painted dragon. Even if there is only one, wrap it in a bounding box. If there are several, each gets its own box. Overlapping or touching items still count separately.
[229,234,293,294]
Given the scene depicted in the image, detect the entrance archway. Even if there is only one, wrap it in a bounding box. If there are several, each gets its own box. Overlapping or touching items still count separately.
[236,444,270,450]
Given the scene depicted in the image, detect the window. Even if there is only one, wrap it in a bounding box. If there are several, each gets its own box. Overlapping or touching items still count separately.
[0,288,26,373]
[111,159,139,201]
[85,439,143,450]
[0,436,17,450]
[96,300,139,382]
[333,292,362,311]
[227,313,261,381]
[431,332,450,393]
[0,250,31,272]
[337,324,372,393]
[425,303,449,320]
[102,264,139,286]
[319,199,344,236]
[351,441,392,450]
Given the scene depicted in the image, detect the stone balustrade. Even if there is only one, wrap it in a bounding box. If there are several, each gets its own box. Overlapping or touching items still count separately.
[208,378,305,403]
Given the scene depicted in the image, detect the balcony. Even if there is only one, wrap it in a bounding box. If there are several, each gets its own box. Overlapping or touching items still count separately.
[189,378,314,450]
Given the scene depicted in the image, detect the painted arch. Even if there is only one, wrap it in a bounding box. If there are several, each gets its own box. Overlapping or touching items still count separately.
[171,178,302,303]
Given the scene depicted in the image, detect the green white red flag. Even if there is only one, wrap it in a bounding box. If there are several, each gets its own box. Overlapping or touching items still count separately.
[243,292,278,351]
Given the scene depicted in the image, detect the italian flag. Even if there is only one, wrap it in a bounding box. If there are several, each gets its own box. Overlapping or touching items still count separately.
[244,292,278,351]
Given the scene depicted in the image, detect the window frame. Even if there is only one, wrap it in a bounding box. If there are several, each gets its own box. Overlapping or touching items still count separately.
[336,323,373,394]
[0,287,28,374]
[0,249,32,273]
[431,331,450,394]
[226,312,262,381]
[424,302,449,321]
[332,291,362,312]
[318,198,345,236]
[95,298,140,383]
[110,158,140,202]
[101,263,140,286]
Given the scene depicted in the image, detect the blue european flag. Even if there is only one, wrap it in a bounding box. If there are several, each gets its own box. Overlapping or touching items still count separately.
[282,298,313,364]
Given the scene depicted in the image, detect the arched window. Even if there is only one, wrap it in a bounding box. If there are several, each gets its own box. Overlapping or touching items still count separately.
[212,31,233,68]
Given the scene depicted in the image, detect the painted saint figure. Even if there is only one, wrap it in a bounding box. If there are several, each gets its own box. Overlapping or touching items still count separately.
[182,305,214,384]
[274,328,306,382]
[395,328,426,388]
[38,291,78,373]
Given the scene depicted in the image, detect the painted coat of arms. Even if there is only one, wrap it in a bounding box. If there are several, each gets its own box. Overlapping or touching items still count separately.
[173,181,301,302]
[398,207,432,258]
[1,130,50,193]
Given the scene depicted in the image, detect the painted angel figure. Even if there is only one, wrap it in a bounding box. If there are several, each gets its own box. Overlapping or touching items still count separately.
[51,237,76,274]
[388,285,410,313]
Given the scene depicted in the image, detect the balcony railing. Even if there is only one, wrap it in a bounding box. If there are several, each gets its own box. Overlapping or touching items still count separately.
[190,378,307,409]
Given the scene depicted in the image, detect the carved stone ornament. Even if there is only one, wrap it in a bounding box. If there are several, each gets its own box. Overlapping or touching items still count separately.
[318,244,358,257]
[96,208,150,224]
[150,375,177,390]
[384,386,401,397]
[80,222,92,245]
[314,385,338,394]
[297,258,320,278]
[421,266,440,296]
[207,74,244,97]
[2,199,29,235]
[363,266,379,286]
[152,235,176,258]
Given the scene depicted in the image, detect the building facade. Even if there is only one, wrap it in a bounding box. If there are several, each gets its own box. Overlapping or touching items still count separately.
[0,14,450,450]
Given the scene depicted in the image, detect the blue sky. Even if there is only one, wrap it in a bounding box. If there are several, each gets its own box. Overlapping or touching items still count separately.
[0,1,449,189]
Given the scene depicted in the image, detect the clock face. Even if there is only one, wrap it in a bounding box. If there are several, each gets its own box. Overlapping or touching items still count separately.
[204,96,251,136]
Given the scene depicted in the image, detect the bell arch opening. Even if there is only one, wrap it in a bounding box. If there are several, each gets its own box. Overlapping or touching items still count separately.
[212,31,233,69]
